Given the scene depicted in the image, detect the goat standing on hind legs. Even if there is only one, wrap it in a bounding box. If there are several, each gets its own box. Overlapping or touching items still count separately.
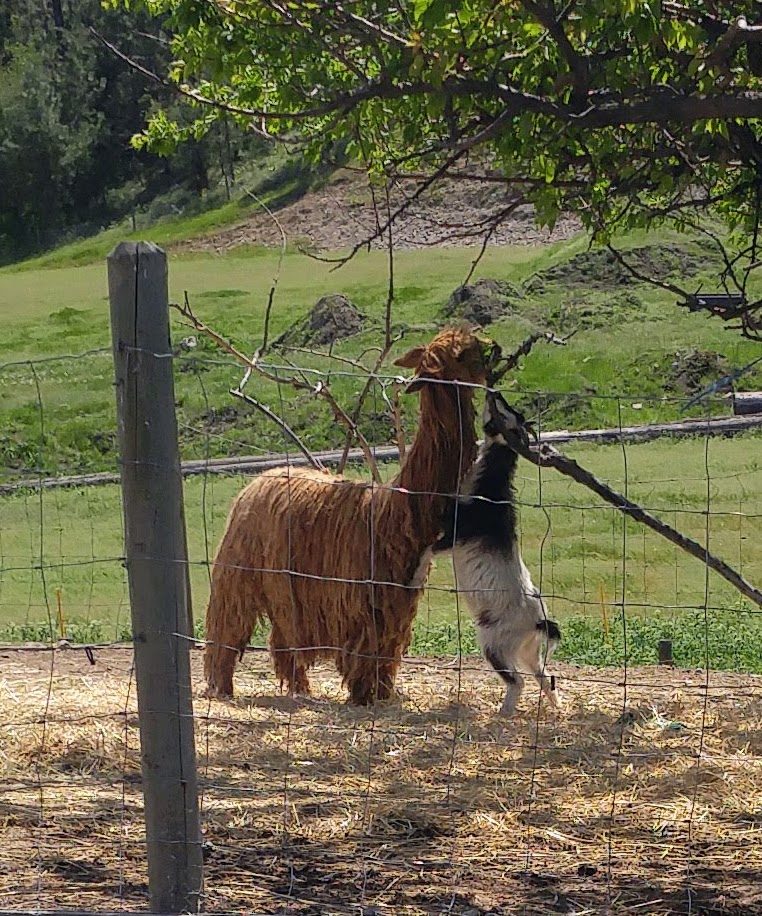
[433,391,561,717]
[204,326,491,704]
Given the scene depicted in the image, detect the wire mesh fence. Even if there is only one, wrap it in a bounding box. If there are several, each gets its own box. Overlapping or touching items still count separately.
[1,246,762,915]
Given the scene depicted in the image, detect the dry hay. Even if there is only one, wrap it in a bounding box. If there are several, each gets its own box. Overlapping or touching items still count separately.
[0,647,761,915]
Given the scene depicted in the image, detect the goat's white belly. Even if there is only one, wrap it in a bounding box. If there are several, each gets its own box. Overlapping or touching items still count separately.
[452,541,538,618]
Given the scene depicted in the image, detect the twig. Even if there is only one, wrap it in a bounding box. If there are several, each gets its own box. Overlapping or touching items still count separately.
[280,346,376,372]
[230,389,324,471]
[313,149,466,269]
[515,439,762,609]
[605,243,699,301]
[175,296,308,390]
[88,26,277,141]
[386,380,407,463]
[384,181,395,350]
[462,198,525,285]
[242,187,288,365]
[314,382,383,484]
[335,175,404,474]
[174,297,384,477]
[488,331,575,385]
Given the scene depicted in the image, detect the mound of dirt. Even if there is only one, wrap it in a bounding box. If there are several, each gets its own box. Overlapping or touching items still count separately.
[442,278,522,325]
[275,293,366,348]
[525,243,721,294]
[667,348,730,394]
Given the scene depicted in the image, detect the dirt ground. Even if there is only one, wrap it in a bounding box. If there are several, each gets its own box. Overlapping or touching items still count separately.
[1,646,761,915]
[174,170,581,256]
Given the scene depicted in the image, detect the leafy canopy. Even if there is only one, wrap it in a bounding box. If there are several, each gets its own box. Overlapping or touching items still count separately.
[119,3,762,221]
[119,1,762,332]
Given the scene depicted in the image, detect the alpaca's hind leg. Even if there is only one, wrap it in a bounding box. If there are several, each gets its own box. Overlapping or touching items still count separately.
[483,646,524,716]
[269,624,310,696]
[204,607,255,699]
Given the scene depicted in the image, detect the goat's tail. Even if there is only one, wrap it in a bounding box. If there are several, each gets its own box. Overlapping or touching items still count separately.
[536,618,561,659]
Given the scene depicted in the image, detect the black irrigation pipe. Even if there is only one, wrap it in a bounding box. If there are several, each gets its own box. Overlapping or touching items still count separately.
[1,413,761,495]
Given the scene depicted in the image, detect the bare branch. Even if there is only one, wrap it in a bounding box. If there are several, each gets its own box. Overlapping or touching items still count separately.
[88,26,277,141]
[384,380,407,463]
[237,186,289,395]
[174,297,389,478]
[230,388,324,471]
[516,438,762,609]
[488,331,575,385]
[605,243,697,300]
[174,295,305,389]
[315,382,383,484]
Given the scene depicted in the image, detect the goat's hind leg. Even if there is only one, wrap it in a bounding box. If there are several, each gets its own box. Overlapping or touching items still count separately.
[483,645,524,717]
[530,620,562,713]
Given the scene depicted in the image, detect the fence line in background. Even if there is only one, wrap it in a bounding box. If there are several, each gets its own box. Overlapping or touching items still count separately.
[1,412,760,496]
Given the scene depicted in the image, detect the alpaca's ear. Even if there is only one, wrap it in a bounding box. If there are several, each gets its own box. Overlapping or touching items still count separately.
[393,345,425,369]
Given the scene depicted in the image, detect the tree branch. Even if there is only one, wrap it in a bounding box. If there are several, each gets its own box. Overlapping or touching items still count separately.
[516,438,762,610]
[90,24,762,136]
[488,331,574,385]
[230,388,324,471]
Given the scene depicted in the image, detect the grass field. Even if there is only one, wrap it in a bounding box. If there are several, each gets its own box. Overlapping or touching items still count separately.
[2,228,762,483]
[2,431,760,670]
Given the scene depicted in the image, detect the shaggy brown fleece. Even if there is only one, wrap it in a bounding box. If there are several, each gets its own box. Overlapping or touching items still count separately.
[204,326,489,704]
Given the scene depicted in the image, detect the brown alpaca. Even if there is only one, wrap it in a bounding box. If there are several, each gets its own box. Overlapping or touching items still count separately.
[204,326,489,704]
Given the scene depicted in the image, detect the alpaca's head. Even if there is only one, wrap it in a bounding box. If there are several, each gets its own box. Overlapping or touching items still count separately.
[393,326,492,394]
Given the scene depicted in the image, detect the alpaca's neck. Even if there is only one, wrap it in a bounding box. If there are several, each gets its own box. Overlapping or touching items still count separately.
[393,383,478,501]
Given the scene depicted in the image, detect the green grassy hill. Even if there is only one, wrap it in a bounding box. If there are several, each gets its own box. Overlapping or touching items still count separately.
[1,204,761,668]
[2,224,761,482]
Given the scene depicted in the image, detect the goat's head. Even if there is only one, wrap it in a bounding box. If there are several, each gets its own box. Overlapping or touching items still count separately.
[483,390,531,451]
[393,325,494,394]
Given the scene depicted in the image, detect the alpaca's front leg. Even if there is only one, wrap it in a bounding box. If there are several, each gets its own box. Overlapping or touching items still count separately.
[346,652,399,705]
[341,613,408,706]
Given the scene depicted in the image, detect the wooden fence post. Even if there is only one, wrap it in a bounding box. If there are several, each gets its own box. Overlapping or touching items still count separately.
[108,242,203,913]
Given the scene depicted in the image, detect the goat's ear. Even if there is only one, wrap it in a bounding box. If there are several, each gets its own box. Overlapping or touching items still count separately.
[393,345,425,369]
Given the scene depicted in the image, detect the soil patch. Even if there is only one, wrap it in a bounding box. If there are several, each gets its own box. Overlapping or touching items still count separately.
[274,293,366,347]
[526,243,721,294]
[173,170,581,255]
[667,348,730,395]
[442,278,522,325]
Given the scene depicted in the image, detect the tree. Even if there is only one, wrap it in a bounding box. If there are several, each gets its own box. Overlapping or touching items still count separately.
[118,0,762,337]
[0,0,261,263]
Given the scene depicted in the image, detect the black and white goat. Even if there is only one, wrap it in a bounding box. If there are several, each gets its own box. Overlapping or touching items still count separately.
[433,392,561,716]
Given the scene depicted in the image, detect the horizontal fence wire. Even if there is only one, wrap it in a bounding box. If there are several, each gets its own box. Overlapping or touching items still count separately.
[1,347,761,914]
